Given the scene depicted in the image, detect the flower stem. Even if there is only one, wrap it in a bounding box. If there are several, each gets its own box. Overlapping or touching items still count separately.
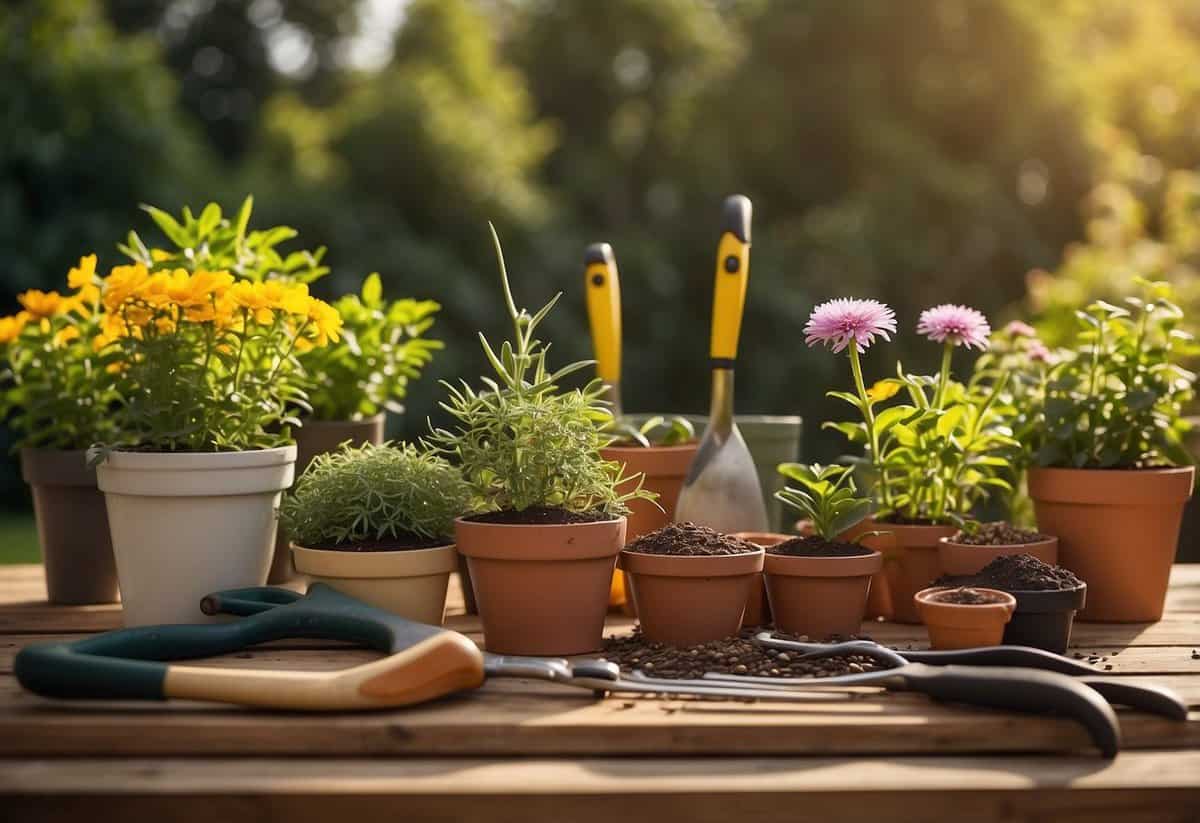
[849,344,890,507]
[934,342,953,409]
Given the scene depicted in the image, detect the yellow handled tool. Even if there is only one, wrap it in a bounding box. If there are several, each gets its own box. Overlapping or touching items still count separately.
[584,242,623,418]
[709,197,752,363]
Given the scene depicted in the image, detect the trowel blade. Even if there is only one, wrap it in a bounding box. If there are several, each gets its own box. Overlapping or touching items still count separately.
[674,423,768,532]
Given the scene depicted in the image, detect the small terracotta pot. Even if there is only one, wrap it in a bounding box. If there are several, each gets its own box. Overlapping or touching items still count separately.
[731,531,790,627]
[937,536,1059,577]
[455,515,625,655]
[764,547,883,639]
[21,449,119,605]
[1028,466,1194,622]
[620,548,764,646]
[602,442,699,613]
[269,414,386,584]
[845,518,956,624]
[291,542,457,625]
[1005,584,1087,654]
[798,519,895,620]
[915,586,1016,650]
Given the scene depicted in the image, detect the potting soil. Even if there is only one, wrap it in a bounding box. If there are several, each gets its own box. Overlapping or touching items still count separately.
[929,587,1008,605]
[934,553,1083,592]
[768,535,873,557]
[625,522,759,556]
[949,522,1049,546]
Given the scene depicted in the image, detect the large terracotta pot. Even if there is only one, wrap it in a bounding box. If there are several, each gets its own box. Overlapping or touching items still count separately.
[764,548,883,639]
[455,515,625,655]
[269,414,386,583]
[845,518,956,624]
[937,535,1058,577]
[1028,466,1194,622]
[21,449,119,605]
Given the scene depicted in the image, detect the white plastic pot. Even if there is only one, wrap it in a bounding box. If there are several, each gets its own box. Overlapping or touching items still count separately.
[97,446,297,626]
[291,543,457,625]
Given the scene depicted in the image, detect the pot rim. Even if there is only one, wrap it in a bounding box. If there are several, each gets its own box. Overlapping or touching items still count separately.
[20,447,96,487]
[860,517,958,545]
[1027,464,1195,504]
[732,531,793,547]
[915,585,1017,617]
[455,515,626,561]
[100,444,297,469]
[1008,582,1088,613]
[938,535,1059,552]
[295,412,386,428]
[619,547,764,577]
[292,542,457,578]
[600,442,700,475]
[763,549,882,578]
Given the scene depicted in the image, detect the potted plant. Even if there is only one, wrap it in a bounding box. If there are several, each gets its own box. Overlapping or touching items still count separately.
[938,521,1057,577]
[281,442,471,624]
[761,464,884,638]
[620,522,764,646]
[0,256,120,604]
[808,299,1017,622]
[431,226,651,655]
[88,203,342,626]
[1025,282,1195,621]
[914,586,1016,650]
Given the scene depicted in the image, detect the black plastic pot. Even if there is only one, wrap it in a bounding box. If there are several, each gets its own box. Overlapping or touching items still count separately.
[1003,584,1087,654]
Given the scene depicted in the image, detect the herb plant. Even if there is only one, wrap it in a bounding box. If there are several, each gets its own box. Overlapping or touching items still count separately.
[606,415,695,447]
[0,256,118,449]
[280,442,471,545]
[431,226,653,516]
[775,463,871,541]
[298,273,442,421]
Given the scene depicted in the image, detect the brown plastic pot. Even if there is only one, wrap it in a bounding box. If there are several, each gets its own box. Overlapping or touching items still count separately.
[620,548,764,646]
[915,586,1016,650]
[455,515,625,655]
[937,535,1058,577]
[269,414,386,584]
[844,518,955,624]
[764,547,883,639]
[21,448,119,605]
[732,531,789,626]
[1028,466,1194,622]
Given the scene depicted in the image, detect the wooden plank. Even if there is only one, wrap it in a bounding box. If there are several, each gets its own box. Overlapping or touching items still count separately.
[2,752,1198,823]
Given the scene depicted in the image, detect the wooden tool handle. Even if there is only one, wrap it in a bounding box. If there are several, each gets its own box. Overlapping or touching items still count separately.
[585,242,621,386]
[709,195,753,363]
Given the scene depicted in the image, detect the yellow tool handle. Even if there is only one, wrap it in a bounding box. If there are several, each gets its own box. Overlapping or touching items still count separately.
[585,242,621,385]
[709,194,753,363]
[163,632,486,710]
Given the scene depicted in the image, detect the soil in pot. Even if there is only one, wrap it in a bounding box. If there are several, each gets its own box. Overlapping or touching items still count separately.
[455,508,625,656]
[915,585,1016,650]
[763,536,882,640]
[935,554,1087,653]
[620,523,763,647]
[938,522,1058,577]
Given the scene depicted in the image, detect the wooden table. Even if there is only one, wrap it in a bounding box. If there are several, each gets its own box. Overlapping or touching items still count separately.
[1,563,1198,821]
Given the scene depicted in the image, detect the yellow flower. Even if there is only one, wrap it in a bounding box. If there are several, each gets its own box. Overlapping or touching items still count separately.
[92,332,115,352]
[174,270,235,321]
[67,255,98,290]
[260,280,311,316]
[228,281,277,325]
[304,297,342,346]
[53,326,80,347]
[18,289,63,319]
[0,313,28,344]
[101,313,129,340]
[140,271,175,308]
[866,380,902,404]
[103,263,150,310]
[150,248,172,263]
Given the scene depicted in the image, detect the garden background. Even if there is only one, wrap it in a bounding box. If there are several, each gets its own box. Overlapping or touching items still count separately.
[3,0,1200,562]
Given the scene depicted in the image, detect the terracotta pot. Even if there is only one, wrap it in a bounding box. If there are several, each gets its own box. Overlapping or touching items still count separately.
[20,449,119,605]
[844,518,954,623]
[731,531,790,626]
[764,547,883,639]
[798,519,895,620]
[1028,466,1194,622]
[620,548,764,646]
[937,536,1058,577]
[291,542,457,625]
[915,586,1016,650]
[269,414,386,584]
[602,442,699,613]
[1004,584,1087,654]
[455,515,625,655]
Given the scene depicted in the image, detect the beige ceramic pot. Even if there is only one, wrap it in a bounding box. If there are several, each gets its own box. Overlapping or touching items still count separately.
[620,548,764,646]
[455,516,625,655]
[915,586,1016,650]
[937,535,1058,577]
[291,542,457,625]
[1028,466,1194,622]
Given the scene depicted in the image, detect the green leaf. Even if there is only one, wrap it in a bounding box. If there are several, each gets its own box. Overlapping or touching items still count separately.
[936,405,966,437]
[141,204,191,248]
[197,202,222,238]
[361,273,383,307]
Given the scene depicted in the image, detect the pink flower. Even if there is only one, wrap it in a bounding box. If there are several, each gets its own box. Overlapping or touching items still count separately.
[805,298,897,353]
[917,304,991,350]
[1027,340,1053,363]
[1004,320,1037,338]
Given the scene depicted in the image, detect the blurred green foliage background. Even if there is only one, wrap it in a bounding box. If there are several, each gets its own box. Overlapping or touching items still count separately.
[4,0,1200,562]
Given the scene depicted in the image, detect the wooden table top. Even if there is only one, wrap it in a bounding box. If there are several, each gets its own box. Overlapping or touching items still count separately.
[2,563,1198,821]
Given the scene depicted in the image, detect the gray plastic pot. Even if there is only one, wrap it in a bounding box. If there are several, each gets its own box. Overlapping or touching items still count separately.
[21,448,119,605]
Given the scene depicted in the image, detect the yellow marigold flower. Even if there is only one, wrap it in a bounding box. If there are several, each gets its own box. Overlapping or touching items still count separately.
[188,270,234,302]
[305,297,342,346]
[141,271,175,308]
[163,269,194,304]
[0,313,28,344]
[124,304,154,330]
[259,280,311,316]
[103,263,150,310]
[293,335,314,353]
[229,281,276,325]
[67,254,98,290]
[92,332,115,352]
[102,313,129,339]
[150,248,172,262]
[866,380,902,404]
[53,326,80,347]
[18,289,63,319]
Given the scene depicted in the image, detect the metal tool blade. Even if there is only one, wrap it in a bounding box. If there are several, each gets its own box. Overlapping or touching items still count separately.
[675,417,768,531]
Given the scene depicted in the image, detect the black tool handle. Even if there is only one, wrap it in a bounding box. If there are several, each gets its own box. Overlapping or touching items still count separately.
[900,645,1098,676]
[1078,678,1189,721]
[898,663,1121,758]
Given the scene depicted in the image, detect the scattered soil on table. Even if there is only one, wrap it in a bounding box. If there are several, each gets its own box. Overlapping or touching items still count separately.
[928,587,1008,605]
[625,522,759,556]
[314,533,450,552]
[949,521,1049,546]
[768,535,874,557]
[601,628,883,679]
[465,507,614,526]
[934,553,1083,592]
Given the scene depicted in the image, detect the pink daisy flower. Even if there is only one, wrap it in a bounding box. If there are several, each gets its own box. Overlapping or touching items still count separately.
[1027,340,1053,364]
[1003,320,1037,338]
[917,304,991,350]
[805,298,897,353]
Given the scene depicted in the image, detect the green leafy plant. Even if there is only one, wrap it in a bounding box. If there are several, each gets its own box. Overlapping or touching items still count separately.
[775,463,871,541]
[430,226,653,516]
[1034,280,1196,468]
[605,415,695,448]
[297,273,442,421]
[280,442,471,545]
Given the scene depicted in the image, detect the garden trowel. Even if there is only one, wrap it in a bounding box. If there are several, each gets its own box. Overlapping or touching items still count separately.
[674,195,768,532]
[584,242,623,418]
